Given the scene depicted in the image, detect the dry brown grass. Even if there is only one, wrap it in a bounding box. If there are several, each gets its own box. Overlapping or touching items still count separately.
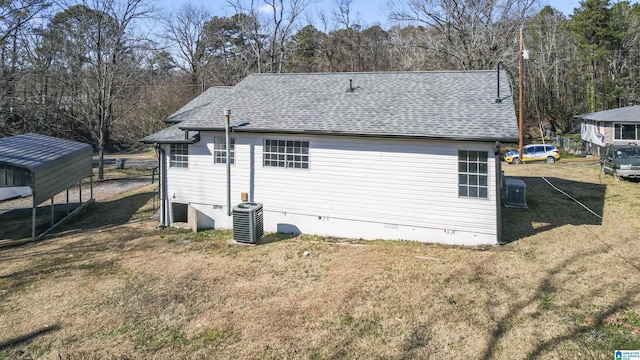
[1,161,639,359]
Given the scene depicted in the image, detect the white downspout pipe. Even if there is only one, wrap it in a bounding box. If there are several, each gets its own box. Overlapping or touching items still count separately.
[225,109,231,217]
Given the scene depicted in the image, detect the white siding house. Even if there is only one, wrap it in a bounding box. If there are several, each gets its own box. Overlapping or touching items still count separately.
[142,71,519,245]
[579,105,640,155]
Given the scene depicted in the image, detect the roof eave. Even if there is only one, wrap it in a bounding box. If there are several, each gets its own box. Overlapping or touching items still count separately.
[177,125,518,143]
[139,133,200,145]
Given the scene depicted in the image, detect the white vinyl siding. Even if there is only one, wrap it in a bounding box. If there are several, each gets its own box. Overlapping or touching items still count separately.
[257,140,496,235]
[170,144,188,168]
[164,133,498,243]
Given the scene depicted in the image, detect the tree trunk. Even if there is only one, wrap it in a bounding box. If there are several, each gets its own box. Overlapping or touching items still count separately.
[98,143,105,180]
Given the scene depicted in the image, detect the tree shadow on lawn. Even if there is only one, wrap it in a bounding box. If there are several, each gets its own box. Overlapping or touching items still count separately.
[0,191,157,303]
[0,203,87,242]
[398,237,639,359]
[477,246,640,359]
[61,190,156,232]
[0,191,156,261]
[0,324,62,352]
[501,176,606,243]
[0,191,156,243]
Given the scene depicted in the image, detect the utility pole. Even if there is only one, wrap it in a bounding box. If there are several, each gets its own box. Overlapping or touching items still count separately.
[518,27,524,162]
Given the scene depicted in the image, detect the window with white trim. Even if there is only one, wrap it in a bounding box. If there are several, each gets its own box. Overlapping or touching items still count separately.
[170,143,188,168]
[614,124,640,140]
[214,137,235,164]
[458,150,488,198]
[263,139,309,169]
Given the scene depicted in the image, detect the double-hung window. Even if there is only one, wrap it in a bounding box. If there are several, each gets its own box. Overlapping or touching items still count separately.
[214,137,235,164]
[170,143,189,168]
[263,140,309,169]
[458,150,488,198]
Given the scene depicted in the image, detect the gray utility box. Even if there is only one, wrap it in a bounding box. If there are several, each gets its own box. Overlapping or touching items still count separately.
[504,178,527,208]
[232,202,264,244]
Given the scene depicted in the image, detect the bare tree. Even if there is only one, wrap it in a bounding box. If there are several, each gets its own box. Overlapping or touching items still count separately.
[525,6,577,132]
[0,0,50,135]
[227,0,312,73]
[49,0,154,180]
[332,0,363,71]
[0,0,49,44]
[388,0,538,69]
[161,3,211,94]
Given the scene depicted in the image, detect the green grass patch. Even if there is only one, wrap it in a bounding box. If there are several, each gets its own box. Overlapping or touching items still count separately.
[194,328,236,344]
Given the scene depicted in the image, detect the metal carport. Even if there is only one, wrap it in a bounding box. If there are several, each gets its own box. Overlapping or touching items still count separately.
[0,133,93,240]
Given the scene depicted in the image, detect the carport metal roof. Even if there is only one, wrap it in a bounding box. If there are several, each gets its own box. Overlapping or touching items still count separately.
[0,133,94,240]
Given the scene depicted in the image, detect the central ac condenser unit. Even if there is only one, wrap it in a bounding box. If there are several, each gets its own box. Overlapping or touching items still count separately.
[504,178,527,208]
[232,202,264,243]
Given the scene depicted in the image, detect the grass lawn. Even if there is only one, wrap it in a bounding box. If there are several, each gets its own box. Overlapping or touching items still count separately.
[0,161,639,359]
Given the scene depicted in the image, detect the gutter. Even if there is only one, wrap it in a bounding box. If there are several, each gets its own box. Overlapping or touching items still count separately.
[175,126,519,144]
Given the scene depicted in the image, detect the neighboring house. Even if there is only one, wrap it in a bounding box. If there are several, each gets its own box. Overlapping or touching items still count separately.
[141,71,519,246]
[578,105,640,155]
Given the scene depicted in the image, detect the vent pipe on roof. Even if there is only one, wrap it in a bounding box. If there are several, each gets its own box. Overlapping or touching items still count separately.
[347,79,360,93]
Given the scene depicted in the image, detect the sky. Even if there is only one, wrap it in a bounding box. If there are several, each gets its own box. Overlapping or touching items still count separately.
[157,0,606,29]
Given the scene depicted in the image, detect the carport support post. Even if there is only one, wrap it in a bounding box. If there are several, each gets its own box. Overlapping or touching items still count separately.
[32,206,36,241]
[66,189,70,215]
[51,198,54,226]
[79,180,82,204]
[31,187,36,241]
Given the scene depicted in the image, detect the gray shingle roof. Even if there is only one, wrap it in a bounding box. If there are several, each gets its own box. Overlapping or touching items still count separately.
[165,86,233,124]
[576,105,640,123]
[139,123,200,144]
[0,133,92,171]
[143,71,519,143]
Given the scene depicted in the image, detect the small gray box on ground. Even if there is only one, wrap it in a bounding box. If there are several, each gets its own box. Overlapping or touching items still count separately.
[504,178,527,208]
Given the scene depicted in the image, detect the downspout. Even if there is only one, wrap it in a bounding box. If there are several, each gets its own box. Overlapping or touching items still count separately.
[495,141,502,244]
[225,110,231,217]
[157,144,168,227]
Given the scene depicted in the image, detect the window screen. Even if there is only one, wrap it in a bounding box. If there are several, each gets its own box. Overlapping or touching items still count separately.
[458,150,489,199]
[170,144,188,168]
[263,140,309,169]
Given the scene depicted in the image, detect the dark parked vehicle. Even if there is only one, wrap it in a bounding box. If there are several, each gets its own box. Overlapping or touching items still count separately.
[600,144,640,180]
